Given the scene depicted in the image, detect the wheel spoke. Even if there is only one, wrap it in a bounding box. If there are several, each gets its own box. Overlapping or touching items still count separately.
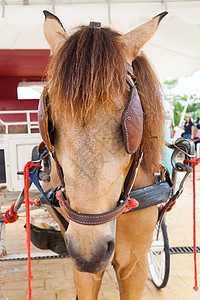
[150,250,164,272]
[148,227,166,286]
[149,251,164,284]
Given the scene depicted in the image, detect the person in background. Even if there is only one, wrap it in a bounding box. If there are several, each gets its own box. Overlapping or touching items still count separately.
[194,117,200,138]
[194,116,200,127]
[193,117,200,150]
[179,113,194,140]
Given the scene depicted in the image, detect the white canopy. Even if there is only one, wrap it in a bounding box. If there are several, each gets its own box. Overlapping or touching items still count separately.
[1,1,200,79]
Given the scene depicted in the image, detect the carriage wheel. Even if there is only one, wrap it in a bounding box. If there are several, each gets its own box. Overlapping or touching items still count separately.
[148,220,170,288]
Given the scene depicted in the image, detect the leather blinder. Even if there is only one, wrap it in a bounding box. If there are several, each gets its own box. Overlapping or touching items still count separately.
[122,84,143,154]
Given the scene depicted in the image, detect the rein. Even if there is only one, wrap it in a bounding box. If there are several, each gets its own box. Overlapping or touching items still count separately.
[38,62,143,226]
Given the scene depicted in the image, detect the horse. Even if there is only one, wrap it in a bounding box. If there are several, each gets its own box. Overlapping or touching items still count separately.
[41,10,167,299]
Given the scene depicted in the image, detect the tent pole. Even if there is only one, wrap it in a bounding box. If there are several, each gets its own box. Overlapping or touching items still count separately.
[162,0,168,11]
[2,0,5,18]
[107,0,111,26]
[52,0,55,14]
[179,93,191,126]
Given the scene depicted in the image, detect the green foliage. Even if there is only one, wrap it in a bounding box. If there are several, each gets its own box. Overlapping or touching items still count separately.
[163,79,199,126]
[172,97,184,126]
[165,96,200,126]
[163,78,178,90]
[187,104,200,119]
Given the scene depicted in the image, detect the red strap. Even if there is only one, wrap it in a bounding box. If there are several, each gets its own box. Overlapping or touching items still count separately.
[56,190,69,206]
[166,200,176,212]
[159,201,176,212]
[124,198,139,213]
[23,161,41,300]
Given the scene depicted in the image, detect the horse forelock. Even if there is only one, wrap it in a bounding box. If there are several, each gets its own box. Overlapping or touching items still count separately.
[47,25,127,124]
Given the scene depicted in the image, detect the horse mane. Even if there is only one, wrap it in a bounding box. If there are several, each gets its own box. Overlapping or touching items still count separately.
[132,52,165,174]
[47,26,126,123]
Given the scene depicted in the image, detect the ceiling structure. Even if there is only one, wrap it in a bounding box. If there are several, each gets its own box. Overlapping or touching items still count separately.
[0,0,200,79]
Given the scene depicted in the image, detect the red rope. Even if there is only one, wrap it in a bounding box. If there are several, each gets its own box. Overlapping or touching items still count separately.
[4,203,19,224]
[184,158,200,292]
[23,161,41,300]
[4,198,41,225]
[192,161,198,291]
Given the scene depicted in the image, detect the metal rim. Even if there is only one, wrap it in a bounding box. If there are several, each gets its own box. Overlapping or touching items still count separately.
[148,220,170,288]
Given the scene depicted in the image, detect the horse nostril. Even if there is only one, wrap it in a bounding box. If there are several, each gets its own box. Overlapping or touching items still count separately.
[102,239,115,263]
[65,233,115,270]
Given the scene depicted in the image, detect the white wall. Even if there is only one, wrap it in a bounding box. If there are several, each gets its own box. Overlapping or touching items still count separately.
[3,134,41,191]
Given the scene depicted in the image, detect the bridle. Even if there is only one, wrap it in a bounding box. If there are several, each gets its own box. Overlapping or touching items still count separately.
[38,62,143,226]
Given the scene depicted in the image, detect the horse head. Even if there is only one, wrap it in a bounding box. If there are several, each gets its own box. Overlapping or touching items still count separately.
[42,11,166,274]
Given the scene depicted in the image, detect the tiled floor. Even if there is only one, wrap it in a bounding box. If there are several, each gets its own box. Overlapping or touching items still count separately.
[1,167,200,300]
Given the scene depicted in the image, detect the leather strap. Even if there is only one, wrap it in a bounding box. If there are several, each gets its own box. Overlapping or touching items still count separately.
[60,191,128,225]
[126,62,137,80]
[124,149,143,196]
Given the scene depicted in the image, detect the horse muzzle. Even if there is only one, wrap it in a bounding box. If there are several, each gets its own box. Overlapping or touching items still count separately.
[65,230,115,273]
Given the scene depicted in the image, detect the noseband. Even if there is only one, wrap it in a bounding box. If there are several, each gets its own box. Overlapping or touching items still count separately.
[38,62,143,225]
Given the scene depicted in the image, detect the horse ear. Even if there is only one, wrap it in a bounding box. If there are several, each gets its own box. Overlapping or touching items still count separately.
[43,10,68,53]
[120,11,168,62]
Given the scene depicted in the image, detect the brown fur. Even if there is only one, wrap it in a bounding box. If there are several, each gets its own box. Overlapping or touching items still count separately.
[132,52,165,175]
[47,26,126,123]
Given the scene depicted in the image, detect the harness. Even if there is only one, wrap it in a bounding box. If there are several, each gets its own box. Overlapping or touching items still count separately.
[37,62,144,226]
